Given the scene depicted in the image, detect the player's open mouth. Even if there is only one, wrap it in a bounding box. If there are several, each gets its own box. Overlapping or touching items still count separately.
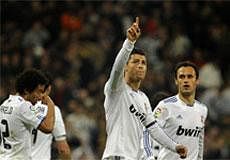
[183,85,190,88]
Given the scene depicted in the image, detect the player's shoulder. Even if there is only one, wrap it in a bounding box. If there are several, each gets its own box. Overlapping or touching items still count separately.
[12,95,32,108]
[104,80,125,95]
[154,95,178,113]
[154,96,176,111]
[162,95,178,104]
[195,100,207,108]
[195,100,208,113]
[139,90,149,99]
[7,95,26,104]
[54,105,63,116]
[54,105,60,111]
[16,98,34,114]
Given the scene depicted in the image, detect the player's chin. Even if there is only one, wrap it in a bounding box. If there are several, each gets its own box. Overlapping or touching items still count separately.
[137,76,145,81]
[181,91,192,96]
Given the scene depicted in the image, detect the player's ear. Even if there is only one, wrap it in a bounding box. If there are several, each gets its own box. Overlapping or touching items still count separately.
[196,79,200,85]
[174,78,178,86]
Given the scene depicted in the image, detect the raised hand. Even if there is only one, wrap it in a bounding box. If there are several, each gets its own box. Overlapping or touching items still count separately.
[41,95,55,106]
[127,17,141,42]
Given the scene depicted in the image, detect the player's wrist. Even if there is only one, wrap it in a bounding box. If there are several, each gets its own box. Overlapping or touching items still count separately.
[126,38,136,44]
[123,39,135,51]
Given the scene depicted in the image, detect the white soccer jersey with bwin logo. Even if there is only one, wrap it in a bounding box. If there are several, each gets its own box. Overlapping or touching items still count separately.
[103,82,152,160]
[0,95,47,160]
[31,102,66,160]
[153,95,208,160]
[102,39,153,160]
[103,39,178,160]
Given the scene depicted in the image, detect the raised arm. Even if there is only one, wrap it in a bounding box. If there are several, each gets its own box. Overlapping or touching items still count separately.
[107,17,141,91]
[38,95,55,133]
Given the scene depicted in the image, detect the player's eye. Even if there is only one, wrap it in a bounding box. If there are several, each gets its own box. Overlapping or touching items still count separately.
[179,75,185,79]
[187,75,193,79]
[141,60,146,65]
[132,59,139,63]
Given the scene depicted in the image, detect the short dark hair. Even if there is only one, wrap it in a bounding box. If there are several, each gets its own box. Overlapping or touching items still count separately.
[128,48,146,62]
[131,48,145,56]
[15,68,48,94]
[174,61,199,79]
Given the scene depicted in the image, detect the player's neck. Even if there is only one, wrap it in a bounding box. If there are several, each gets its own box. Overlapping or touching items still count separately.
[178,93,195,106]
[124,74,142,91]
[125,79,141,91]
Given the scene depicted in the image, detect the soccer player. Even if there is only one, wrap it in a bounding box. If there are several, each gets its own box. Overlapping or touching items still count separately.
[102,17,187,160]
[0,69,55,159]
[153,61,208,160]
[31,73,71,160]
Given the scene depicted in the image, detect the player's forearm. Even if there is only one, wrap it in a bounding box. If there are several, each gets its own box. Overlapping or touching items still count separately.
[38,102,55,133]
[143,113,177,152]
[56,140,71,160]
[108,39,135,90]
[147,122,177,152]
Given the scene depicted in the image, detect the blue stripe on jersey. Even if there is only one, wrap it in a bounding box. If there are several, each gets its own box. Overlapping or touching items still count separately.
[143,130,153,157]
[163,96,177,103]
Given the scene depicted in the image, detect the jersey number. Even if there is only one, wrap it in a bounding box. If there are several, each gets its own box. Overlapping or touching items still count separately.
[0,119,12,149]
[32,129,38,144]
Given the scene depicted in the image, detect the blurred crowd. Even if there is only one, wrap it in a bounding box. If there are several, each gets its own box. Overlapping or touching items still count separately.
[1,1,229,159]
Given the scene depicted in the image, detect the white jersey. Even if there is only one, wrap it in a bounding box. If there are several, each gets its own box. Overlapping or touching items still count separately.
[0,95,47,160]
[153,95,208,160]
[103,39,177,160]
[31,102,66,160]
[103,39,153,160]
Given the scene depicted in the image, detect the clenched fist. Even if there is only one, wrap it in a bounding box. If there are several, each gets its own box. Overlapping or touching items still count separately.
[176,144,188,159]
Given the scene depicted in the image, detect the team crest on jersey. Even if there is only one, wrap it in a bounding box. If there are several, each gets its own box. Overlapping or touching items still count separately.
[154,107,163,118]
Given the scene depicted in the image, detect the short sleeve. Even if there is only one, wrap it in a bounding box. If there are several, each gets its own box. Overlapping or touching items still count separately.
[19,101,48,129]
[52,106,66,141]
[204,105,208,121]
[202,104,208,127]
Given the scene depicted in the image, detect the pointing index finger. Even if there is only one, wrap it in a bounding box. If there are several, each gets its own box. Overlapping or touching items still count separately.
[135,17,140,26]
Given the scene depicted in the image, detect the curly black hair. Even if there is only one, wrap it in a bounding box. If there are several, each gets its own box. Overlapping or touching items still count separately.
[15,68,48,94]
